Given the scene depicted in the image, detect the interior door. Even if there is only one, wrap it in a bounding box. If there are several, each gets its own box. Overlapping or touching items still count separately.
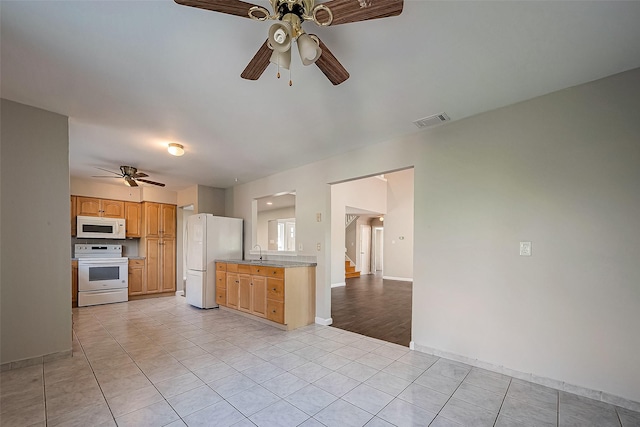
[186,215,205,271]
[359,224,371,275]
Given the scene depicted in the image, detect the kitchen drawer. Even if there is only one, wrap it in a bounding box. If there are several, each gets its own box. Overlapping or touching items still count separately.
[267,267,284,280]
[226,263,238,273]
[267,278,284,301]
[216,271,226,287]
[216,262,227,271]
[238,264,251,274]
[216,288,226,306]
[266,299,284,324]
[250,265,268,276]
[129,259,144,267]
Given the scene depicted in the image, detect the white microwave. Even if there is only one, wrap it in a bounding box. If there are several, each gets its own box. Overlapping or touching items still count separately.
[76,216,126,239]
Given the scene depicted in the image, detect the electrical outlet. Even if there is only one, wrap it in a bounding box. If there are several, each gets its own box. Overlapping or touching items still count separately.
[316,213,322,222]
[316,243,321,251]
[520,241,532,256]
[298,243,303,251]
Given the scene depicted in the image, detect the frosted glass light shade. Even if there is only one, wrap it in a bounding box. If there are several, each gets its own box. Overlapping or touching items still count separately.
[168,143,184,156]
[268,21,292,53]
[270,49,291,70]
[297,34,322,66]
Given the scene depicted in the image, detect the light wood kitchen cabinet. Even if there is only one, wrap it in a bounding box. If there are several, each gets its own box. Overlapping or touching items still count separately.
[160,239,176,293]
[144,237,175,294]
[71,196,77,236]
[125,202,142,238]
[72,260,78,307]
[140,202,177,295]
[237,265,268,317]
[76,197,124,218]
[142,202,176,238]
[215,263,227,306]
[128,259,145,296]
[218,262,315,330]
[226,271,240,309]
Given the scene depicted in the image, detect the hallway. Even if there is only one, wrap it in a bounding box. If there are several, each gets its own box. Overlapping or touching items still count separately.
[331,273,412,347]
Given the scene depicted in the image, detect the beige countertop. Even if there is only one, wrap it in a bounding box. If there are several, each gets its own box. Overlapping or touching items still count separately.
[217,259,317,267]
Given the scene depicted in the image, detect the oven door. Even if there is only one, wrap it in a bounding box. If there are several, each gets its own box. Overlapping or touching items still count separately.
[78,258,128,291]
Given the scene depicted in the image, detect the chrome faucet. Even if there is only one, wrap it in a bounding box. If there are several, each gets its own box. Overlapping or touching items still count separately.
[253,244,262,262]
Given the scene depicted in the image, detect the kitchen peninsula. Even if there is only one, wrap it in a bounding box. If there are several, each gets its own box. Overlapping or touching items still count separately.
[215,260,316,330]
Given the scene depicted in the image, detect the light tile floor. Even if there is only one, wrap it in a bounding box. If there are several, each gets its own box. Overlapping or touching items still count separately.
[2,296,639,427]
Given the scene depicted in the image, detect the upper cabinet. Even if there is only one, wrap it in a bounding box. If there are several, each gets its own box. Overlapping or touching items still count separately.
[125,202,142,238]
[142,202,176,238]
[76,197,125,218]
[71,196,143,238]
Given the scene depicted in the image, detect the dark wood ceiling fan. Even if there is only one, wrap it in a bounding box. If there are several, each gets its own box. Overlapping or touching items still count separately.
[92,166,166,187]
[174,0,404,85]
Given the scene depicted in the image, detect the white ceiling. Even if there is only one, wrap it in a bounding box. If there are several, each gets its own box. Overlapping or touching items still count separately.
[2,1,640,191]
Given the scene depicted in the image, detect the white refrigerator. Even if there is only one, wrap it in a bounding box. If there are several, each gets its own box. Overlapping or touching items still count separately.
[186,214,243,308]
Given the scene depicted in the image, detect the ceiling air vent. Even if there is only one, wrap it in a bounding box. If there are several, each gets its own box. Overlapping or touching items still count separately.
[413,112,450,129]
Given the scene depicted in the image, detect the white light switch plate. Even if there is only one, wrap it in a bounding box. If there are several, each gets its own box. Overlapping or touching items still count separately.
[520,241,532,256]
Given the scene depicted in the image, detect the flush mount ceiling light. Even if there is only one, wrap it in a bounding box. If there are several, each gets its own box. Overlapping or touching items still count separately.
[173,0,404,86]
[167,143,184,156]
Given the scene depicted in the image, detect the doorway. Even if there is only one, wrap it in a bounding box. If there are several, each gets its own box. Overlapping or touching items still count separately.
[330,168,414,346]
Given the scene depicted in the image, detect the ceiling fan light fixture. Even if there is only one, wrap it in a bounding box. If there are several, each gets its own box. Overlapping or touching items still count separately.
[270,48,291,70]
[268,21,292,52]
[297,33,322,66]
[167,143,184,156]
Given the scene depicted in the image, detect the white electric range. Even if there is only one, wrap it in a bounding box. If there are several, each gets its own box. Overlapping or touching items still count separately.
[75,244,128,307]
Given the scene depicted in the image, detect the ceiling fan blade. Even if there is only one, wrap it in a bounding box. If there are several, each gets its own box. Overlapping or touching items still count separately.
[124,176,139,187]
[320,0,403,26]
[95,167,122,176]
[91,176,123,178]
[174,0,259,18]
[313,37,350,85]
[241,40,272,81]
[133,172,149,178]
[136,178,166,187]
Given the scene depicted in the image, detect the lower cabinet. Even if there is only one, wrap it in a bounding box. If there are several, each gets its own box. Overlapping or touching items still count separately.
[143,237,176,295]
[216,262,315,330]
[72,260,78,307]
[128,259,145,296]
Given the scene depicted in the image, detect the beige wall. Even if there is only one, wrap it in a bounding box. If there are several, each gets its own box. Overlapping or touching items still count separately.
[383,168,414,280]
[1,99,72,363]
[228,68,640,404]
[70,176,177,204]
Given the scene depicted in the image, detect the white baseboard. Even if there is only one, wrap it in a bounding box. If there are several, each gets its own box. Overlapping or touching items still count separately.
[331,282,346,288]
[315,317,333,326]
[382,276,413,282]
[175,290,184,297]
[409,341,415,350]
[412,342,640,413]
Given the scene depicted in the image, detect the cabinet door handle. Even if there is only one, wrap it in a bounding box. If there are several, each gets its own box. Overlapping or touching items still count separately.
[235,281,239,284]
[272,309,276,313]
[272,288,277,291]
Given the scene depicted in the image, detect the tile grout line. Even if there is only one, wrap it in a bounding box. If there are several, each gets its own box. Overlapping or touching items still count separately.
[72,313,120,425]
[426,360,472,427]
[42,359,48,427]
[492,377,513,427]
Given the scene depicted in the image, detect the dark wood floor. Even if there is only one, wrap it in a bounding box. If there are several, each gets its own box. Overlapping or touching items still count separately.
[331,272,412,347]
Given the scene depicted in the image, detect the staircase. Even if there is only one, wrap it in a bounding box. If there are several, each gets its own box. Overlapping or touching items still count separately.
[345,259,360,279]
[345,214,361,279]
